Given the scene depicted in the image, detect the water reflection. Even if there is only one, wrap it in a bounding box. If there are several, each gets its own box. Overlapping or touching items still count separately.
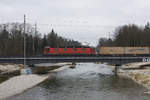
[0,77,8,84]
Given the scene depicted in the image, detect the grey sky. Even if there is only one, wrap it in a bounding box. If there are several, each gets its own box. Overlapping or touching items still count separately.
[0,0,150,46]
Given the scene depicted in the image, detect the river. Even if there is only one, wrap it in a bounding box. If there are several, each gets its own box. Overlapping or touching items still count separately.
[7,63,150,100]
[0,77,8,84]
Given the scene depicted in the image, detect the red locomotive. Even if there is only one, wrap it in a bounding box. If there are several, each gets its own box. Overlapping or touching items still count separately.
[44,46,95,55]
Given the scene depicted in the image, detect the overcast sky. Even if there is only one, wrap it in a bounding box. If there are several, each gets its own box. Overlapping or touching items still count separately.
[0,0,150,46]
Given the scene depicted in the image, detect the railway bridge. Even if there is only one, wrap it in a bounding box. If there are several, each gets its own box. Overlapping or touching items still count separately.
[0,55,149,66]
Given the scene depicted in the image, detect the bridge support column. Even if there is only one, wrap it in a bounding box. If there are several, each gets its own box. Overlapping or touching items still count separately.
[70,62,76,68]
[114,64,120,76]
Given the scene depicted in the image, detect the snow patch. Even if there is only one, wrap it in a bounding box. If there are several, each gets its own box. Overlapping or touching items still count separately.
[0,74,49,99]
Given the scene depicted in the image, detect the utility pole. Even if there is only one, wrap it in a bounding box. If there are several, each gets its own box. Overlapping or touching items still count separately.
[108,32,111,39]
[33,23,36,55]
[24,15,26,65]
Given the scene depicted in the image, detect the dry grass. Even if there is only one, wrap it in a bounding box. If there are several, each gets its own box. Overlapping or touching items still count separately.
[0,63,14,66]
[17,64,25,69]
[141,79,150,85]
[128,72,134,77]
[134,73,149,81]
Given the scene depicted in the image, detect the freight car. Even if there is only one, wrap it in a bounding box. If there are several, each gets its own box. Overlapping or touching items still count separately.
[99,47,150,56]
[44,46,95,56]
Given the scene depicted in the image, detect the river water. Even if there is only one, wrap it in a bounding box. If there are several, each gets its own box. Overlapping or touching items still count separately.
[8,63,150,100]
[0,77,8,84]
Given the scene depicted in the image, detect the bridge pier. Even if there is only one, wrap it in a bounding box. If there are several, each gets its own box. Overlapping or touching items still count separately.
[114,64,120,76]
[70,62,76,68]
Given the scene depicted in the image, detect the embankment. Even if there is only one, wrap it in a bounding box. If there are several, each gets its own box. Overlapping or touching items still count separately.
[118,62,150,94]
[0,64,24,77]
[0,63,72,99]
[0,74,49,99]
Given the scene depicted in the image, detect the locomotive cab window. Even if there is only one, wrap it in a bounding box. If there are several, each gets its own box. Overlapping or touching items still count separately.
[45,48,49,52]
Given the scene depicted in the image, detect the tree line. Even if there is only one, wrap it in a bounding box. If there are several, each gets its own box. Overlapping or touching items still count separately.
[98,22,150,47]
[0,23,81,56]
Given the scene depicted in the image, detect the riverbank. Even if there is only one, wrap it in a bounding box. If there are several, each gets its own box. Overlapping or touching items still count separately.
[33,63,72,74]
[0,63,72,99]
[0,64,24,77]
[0,74,49,99]
[118,62,150,94]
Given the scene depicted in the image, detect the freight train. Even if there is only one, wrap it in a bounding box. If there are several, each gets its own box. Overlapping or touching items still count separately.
[99,47,150,56]
[44,46,150,56]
